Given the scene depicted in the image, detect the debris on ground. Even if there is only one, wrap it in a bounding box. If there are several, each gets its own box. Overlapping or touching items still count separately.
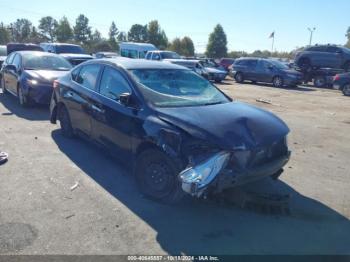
[0,151,9,165]
[256,98,281,107]
[70,182,79,191]
[65,214,75,219]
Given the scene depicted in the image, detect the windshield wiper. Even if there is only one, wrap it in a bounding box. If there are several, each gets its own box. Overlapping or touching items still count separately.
[204,101,224,106]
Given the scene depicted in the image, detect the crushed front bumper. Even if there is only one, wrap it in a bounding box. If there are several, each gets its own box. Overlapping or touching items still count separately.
[179,151,291,197]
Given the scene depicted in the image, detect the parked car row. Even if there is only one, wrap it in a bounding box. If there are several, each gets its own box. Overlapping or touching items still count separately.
[0,54,291,203]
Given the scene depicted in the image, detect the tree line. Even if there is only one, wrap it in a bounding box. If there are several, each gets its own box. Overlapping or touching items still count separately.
[0,15,196,56]
[2,14,348,59]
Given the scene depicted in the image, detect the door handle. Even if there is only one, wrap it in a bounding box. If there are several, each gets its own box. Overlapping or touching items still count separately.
[65,92,74,98]
[91,104,105,114]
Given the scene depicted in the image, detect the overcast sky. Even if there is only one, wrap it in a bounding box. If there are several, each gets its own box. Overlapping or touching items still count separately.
[0,0,349,53]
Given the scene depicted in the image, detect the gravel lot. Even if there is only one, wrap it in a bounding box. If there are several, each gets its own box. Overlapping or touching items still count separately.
[0,80,349,255]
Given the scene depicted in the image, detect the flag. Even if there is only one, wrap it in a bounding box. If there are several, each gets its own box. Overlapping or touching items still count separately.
[269,32,275,38]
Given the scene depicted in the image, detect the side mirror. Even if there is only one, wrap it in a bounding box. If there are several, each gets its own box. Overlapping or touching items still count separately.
[6,64,17,72]
[119,93,131,106]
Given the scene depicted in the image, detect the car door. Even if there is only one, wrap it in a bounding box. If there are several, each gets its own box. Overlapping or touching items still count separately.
[7,54,22,94]
[326,47,343,68]
[245,59,258,80]
[90,65,137,159]
[2,53,15,91]
[64,64,102,138]
[254,60,272,82]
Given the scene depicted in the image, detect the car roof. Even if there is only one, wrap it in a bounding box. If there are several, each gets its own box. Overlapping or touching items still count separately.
[41,43,80,47]
[15,51,61,57]
[89,57,189,70]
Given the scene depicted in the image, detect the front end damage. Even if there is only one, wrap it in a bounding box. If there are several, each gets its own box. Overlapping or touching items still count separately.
[179,137,291,197]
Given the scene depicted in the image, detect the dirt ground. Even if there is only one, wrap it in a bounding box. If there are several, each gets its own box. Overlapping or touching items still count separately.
[0,80,349,255]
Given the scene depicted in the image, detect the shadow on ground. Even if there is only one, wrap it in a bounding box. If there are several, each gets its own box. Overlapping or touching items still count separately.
[51,130,350,255]
[0,93,49,121]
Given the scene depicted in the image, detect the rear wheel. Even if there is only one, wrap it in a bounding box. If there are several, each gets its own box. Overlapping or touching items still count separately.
[135,149,185,204]
[272,76,284,88]
[58,105,74,138]
[235,72,244,83]
[314,75,326,88]
[342,83,350,96]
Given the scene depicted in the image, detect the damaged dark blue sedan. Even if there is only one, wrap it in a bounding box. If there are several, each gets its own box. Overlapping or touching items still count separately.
[0,51,72,106]
[50,58,291,203]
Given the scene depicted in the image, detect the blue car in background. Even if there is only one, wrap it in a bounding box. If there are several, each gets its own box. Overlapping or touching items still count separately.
[0,51,72,106]
[232,57,303,87]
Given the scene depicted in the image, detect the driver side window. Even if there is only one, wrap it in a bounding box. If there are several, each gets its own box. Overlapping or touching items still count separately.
[99,67,131,100]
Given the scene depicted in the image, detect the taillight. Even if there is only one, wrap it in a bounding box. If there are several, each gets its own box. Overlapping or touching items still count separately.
[53,80,59,89]
[334,75,340,81]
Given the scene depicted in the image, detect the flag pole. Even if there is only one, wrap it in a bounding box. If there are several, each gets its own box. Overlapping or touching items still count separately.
[271,34,275,53]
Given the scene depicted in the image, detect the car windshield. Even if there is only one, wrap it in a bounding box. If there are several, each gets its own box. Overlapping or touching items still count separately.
[269,60,289,70]
[56,45,86,54]
[160,52,181,59]
[200,60,218,68]
[23,54,72,71]
[129,69,230,107]
[0,46,6,56]
[341,47,350,54]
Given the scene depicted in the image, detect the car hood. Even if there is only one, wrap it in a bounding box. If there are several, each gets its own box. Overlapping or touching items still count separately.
[205,67,227,74]
[0,56,6,61]
[156,102,290,150]
[59,53,93,59]
[25,70,69,82]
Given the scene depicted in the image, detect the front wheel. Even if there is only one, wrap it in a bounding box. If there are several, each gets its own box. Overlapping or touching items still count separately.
[135,149,185,204]
[273,76,284,88]
[18,86,31,107]
[235,72,244,83]
[342,83,350,96]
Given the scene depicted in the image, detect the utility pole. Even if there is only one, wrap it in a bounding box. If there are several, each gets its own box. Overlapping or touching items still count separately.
[308,27,316,46]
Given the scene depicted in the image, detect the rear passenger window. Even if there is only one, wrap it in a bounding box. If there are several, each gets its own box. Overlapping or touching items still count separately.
[99,67,131,100]
[76,64,100,91]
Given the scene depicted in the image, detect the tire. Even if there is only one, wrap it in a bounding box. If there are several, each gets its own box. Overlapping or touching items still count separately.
[135,149,185,204]
[314,76,326,88]
[298,58,311,72]
[272,76,284,88]
[17,85,30,107]
[343,62,350,72]
[58,105,74,138]
[235,72,244,83]
[342,83,350,96]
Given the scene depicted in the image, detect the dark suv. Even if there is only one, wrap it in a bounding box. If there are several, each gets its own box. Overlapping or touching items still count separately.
[231,58,303,87]
[40,43,93,66]
[294,45,350,72]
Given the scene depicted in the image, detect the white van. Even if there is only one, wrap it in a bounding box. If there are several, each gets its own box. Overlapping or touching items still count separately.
[120,42,158,59]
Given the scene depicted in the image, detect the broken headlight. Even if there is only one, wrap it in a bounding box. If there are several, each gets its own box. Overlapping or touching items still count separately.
[179,151,231,195]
